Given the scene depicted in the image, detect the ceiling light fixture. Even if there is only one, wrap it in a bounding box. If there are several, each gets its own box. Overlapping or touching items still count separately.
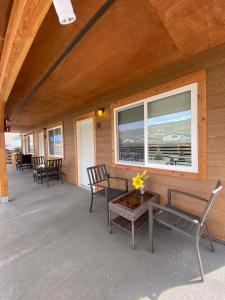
[52,0,76,25]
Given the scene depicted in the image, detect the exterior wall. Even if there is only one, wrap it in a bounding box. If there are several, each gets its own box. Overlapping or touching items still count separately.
[30,44,225,241]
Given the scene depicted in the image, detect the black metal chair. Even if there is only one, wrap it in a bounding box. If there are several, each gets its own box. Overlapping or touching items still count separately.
[45,159,63,187]
[149,180,223,282]
[18,154,32,171]
[87,164,128,214]
[32,156,45,183]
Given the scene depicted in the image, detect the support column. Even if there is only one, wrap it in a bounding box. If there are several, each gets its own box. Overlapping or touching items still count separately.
[0,103,8,203]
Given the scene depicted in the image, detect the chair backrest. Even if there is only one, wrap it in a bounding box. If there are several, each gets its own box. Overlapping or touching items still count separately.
[87,164,109,187]
[47,159,62,168]
[22,154,32,164]
[32,156,45,169]
[15,153,22,162]
[200,180,223,225]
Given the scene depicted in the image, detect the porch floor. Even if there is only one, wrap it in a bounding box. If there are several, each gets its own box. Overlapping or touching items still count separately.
[0,166,225,300]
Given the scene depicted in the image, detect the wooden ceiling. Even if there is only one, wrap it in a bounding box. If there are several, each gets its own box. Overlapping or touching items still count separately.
[0,0,13,58]
[4,0,225,131]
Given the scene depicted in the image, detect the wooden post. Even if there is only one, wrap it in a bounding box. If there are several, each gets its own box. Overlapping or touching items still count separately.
[0,103,8,203]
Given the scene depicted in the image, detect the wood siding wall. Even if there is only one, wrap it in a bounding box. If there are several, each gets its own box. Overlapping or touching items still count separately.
[30,44,225,241]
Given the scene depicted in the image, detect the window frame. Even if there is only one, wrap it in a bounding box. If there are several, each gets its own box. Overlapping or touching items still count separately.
[111,70,206,179]
[47,124,64,158]
[25,133,34,154]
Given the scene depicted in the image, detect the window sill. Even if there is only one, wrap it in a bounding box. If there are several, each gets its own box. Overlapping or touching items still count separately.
[112,162,206,180]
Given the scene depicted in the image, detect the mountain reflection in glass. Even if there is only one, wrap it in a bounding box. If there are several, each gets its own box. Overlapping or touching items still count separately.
[117,105,144,163]
[148,91,192,167]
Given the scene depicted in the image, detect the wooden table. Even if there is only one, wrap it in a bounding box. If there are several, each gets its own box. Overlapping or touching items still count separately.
[108,190,160,249]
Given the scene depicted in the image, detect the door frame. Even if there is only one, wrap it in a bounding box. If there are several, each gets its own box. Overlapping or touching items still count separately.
[74,111,97,186]
[38,130,45,157]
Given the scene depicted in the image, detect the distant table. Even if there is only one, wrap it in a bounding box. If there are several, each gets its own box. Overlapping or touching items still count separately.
[108,190,160,249]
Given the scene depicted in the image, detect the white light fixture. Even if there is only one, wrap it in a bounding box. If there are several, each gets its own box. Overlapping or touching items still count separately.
[52,0,76,25]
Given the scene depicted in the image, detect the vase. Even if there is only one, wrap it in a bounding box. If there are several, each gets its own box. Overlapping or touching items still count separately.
[139,187,145,195]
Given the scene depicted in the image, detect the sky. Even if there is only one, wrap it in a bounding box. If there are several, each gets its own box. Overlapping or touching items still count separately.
[118,110,191,131]
[5,133,21,150]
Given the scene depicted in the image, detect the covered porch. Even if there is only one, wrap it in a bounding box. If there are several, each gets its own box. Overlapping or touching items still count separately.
[0,166,225,299]
[1,1,225,298]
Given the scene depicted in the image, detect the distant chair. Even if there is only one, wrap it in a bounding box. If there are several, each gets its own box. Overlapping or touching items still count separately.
[87,164,128,215]
[32,156,45,183]
[149,180,223,282]
[45,159,63,187]
[18,154,32,171]
[15,153,22,170]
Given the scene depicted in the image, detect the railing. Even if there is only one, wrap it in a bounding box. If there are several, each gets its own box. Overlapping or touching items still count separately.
[119,143,191,164]
[6,149,14,164]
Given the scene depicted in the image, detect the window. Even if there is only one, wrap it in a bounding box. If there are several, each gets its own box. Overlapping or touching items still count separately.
[47,125,63,157]
[115,83,198,173]
[26,134,34,154]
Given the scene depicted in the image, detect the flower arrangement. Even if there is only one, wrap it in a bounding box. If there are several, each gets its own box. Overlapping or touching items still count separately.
[132,170,149,194]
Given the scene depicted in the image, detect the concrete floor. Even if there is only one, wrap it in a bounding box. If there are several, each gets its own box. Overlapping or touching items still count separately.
[0,167,225,300]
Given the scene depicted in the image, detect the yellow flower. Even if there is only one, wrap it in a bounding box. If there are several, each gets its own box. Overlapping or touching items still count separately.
[132,174,144,190]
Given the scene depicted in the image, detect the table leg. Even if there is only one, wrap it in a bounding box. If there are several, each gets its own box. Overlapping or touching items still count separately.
[132,221,135,249]
[149,204,153,253]
[108,210,112,234]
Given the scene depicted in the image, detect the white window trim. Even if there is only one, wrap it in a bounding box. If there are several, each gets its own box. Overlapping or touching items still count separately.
[25,133,34,155]
[114,83,198,173]
[47,125,64,158]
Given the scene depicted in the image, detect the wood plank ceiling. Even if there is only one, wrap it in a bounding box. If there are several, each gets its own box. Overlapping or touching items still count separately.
[5,0,225,131]
[0,0,13,58]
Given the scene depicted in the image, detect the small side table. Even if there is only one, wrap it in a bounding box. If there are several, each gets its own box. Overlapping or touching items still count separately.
[108,190,160,249]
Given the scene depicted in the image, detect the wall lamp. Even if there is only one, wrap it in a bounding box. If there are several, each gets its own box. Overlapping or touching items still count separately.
[42,128,47,139]
[97,108,105,117]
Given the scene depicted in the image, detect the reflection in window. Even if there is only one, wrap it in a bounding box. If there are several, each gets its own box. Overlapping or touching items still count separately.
[117,105,144,163]
[148,91,192,167]
[115,83,198,173]
[48,126,63,157]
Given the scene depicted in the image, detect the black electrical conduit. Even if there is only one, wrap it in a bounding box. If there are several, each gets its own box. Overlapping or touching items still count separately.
[11,0,117,120]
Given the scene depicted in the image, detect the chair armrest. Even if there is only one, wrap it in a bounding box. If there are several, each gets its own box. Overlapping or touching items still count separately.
[149,202,199,224]
[109,176,128,182]
[92,183,107,190]
[108,176,128,191]
[168,188,208,205]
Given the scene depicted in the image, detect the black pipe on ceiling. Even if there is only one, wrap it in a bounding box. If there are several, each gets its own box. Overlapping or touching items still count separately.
[11,0,117,120]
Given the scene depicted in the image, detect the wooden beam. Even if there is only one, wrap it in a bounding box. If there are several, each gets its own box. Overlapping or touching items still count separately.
[0,0,52,104]
[0,103,8,202]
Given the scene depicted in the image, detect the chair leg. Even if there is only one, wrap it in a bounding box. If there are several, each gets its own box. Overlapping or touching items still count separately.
[195,236,204,282]
[46,176,49,188]
[89,194,94,213]
[149,205,154,253]
[108,210,112,234]
[131,221,135,249]
[205,222,215,253]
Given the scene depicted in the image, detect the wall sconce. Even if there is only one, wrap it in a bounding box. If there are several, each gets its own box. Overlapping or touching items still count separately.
[97,108,105,117]
[43,128,47,139]
[4,115,11,132]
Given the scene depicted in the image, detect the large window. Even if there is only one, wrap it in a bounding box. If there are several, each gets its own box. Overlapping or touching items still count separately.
[47,125,63,157]
[115,83,198,173]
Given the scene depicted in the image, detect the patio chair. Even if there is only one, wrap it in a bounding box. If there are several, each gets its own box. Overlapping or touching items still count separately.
[87,164,128,214]
[15,153,22,170]
[32,156,45,183]
[19,154,32,171]
[45,159,63,187]
[149,180,223,282]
